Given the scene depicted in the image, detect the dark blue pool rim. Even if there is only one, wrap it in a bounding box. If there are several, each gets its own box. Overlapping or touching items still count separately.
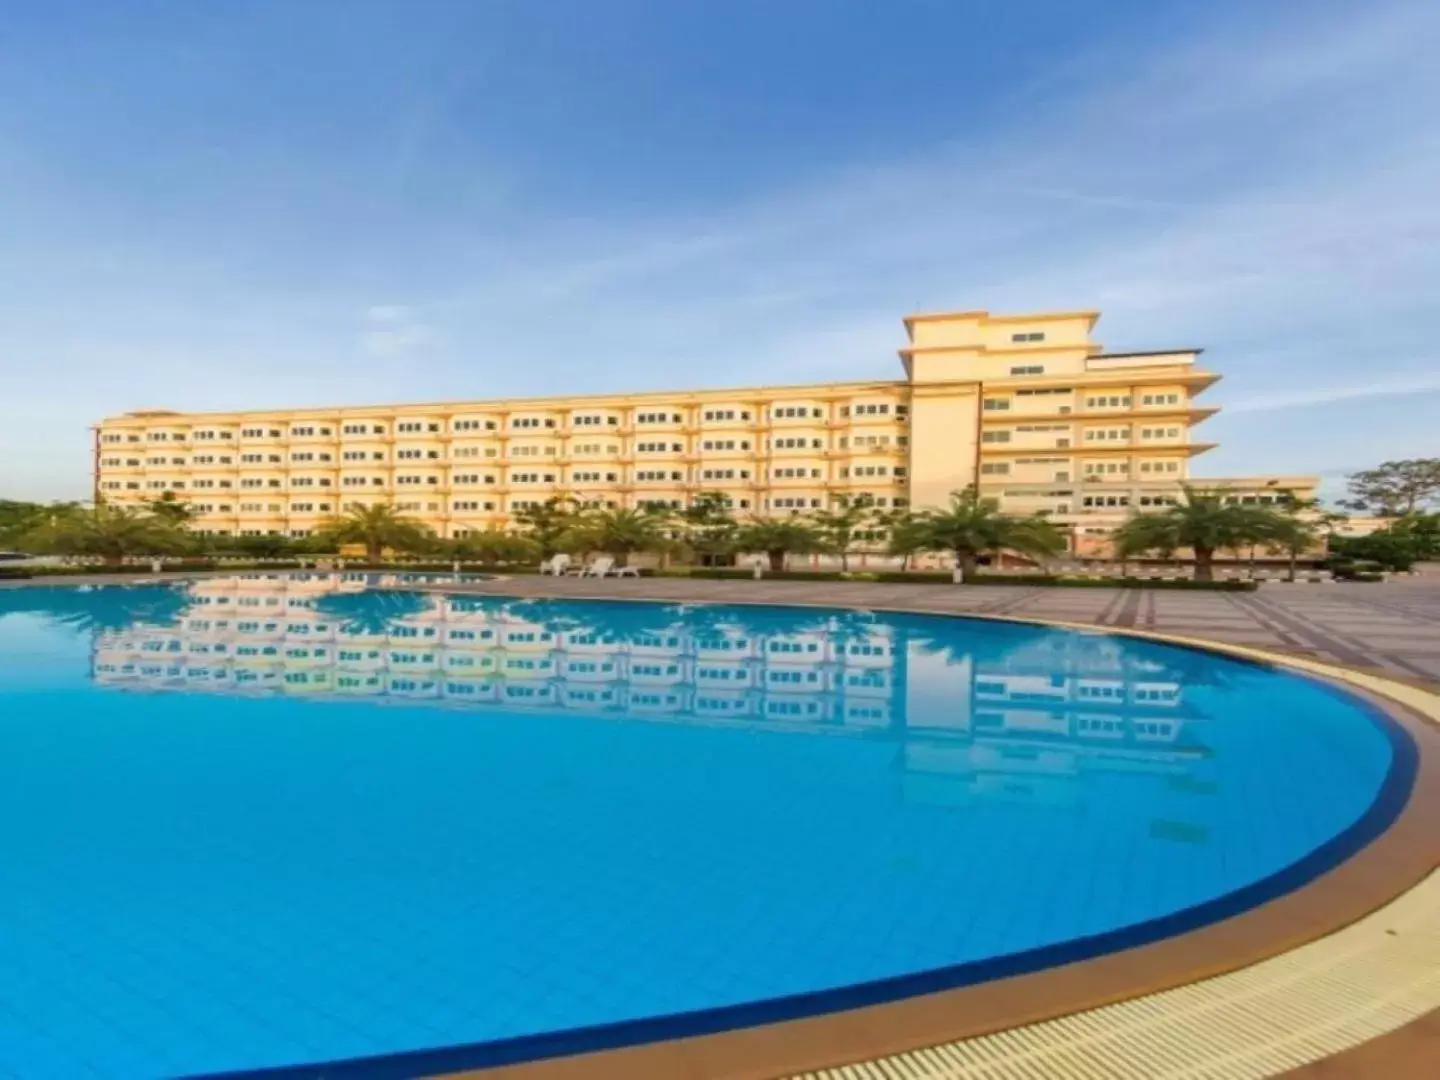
[187,649,1424,1080]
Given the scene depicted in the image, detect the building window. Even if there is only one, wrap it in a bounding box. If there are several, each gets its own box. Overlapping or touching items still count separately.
[1009,365,1044,376]
[983,399,1010,411]
[981,430,1012,443]
[980,463,1009,475]
[1011,332,1046,343]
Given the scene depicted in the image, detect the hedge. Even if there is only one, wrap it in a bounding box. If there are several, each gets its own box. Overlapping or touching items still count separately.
[1,563,1256,591]
[657,568,1257,590]
[11,560,305,576]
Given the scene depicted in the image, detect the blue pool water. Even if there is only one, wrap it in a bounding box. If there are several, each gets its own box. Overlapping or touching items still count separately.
[0,576,1409,1078]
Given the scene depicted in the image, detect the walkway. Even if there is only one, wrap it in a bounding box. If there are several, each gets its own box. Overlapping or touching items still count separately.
[418,575,1440,686]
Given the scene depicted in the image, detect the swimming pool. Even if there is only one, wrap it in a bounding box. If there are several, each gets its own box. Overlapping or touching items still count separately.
[0,577,1412,1078]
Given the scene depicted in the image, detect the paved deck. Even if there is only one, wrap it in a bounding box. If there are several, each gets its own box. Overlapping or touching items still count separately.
[413,574,1440,687]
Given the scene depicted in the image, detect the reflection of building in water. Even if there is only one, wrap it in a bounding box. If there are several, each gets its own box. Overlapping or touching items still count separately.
[90,576,1210,808]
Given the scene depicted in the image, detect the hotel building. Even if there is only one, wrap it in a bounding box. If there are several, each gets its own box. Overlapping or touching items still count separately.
[93,308,1316,554]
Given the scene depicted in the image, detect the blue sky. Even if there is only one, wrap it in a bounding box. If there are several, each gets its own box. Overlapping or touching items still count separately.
[1,0,1436,502]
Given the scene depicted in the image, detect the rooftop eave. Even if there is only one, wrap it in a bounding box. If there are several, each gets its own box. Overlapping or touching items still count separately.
[901,308,1102,333]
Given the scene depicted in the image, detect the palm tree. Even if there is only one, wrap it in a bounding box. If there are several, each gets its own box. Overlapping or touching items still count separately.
[912,488,1066,581]
[450,528,540,566]
[734,516,825,573]
[145,491,195,527]
[810,493,875,572]
[873,506,924,571]
[512,495,580,559]
[315,502,433,562]
[679,491,739,565]
[1267,513,1321,582]
[227,533,296,559]
[571,506,672,567]
[23,504,189,565]
[1111,487,1284,582]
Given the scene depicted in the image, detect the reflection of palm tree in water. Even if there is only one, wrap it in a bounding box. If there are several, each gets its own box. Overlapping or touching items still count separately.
[0,584,192,635]
[553,600,680,644]
[314,590,437,636]
[496,597,596,639]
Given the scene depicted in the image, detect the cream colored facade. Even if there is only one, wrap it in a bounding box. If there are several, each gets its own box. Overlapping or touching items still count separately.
[93,308,1316,551]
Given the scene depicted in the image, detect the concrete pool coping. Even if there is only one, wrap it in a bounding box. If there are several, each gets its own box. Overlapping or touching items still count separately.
[398,585,1439,1080]
[5,573,1437,1076]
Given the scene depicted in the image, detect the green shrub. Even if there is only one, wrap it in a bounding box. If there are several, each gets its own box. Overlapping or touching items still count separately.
[870,572,955,583]
[1329,558,1387,581]
[1329,534,1418,572]
[0,567,33,579]
[657,568,1256,590]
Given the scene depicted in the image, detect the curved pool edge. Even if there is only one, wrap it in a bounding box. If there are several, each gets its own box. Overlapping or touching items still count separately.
[185,587,1440,1080]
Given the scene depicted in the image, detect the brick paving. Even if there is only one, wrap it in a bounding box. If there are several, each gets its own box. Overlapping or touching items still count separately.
[413,574,1440,687]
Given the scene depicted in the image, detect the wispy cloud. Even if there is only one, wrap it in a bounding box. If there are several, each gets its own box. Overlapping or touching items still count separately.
[421,0,1440,401]
[358,304,436,358]
[1227,374,1440,414]
[2,0,1437,500]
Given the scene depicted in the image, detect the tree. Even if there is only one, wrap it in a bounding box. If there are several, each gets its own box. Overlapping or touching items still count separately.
[1111,487,1285,581]
[734,516,825,572]
[810,493,875,572]
[145,491,195,527]
[314,502,433,562]
[0,500,82,551]
[226,533,296,559]
[678,491,738,564]
[23,505,189,565]
[1388,511,1440,560]
[872,506,924,571]
[1341,459,1440,517]
[569,506,672,567]
[1266,512,1322,582]
[1328,512,1440,571]
[1281,497,1349,542]
[450,529,541,566]
[512,496,581,559]
[912,488,1065,580]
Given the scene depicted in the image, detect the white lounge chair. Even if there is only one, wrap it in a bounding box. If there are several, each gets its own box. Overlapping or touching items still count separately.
[539,553,571,576]
[576,556,640,578]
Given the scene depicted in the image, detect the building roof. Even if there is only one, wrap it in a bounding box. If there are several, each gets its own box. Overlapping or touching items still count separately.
[1094,348,1205,359]
[901,308,1102,331]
